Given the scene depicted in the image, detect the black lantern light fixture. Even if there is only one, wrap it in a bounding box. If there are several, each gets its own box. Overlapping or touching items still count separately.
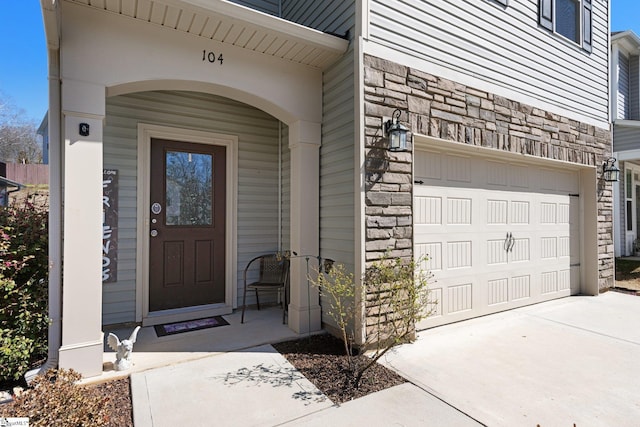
[602,157,620,182]
[383,109,409,152]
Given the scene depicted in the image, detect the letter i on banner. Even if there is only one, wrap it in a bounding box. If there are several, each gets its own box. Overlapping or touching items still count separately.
[102,169,118,283]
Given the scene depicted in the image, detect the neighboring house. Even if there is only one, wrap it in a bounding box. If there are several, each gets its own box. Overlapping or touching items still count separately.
[37,113,49,165]
[39,0,613,378]
[0,161,24,207]
[611,30,640,256]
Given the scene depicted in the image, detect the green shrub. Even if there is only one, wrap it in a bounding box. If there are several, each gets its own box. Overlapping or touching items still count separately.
[312,252,433,387]
[0,198,49,385]
[0,369,110,427]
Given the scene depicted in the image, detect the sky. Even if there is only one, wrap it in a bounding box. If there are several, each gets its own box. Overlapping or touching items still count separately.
[0,0,639,124]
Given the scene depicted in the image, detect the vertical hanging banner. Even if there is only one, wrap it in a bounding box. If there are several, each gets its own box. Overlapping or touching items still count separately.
[103,169,118,283]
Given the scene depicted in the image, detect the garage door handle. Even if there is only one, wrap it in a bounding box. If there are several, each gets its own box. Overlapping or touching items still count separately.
[504,232,512,251]
[504,232,515,252]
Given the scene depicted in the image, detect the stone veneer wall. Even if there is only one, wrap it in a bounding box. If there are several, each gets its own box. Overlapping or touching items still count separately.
[363,54,614,290]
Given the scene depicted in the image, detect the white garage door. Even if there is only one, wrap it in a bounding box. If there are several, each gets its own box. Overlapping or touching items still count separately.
[415,148,581,329]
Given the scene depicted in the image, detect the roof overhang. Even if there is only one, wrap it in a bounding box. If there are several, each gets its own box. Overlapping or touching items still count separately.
[611,30,640,54]
[0,176,24,191]
[60,0,349,69]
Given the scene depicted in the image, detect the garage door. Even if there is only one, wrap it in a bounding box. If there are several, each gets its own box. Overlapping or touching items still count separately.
[415,148,581,329]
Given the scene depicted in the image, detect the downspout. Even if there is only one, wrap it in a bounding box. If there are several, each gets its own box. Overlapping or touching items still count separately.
[27,0,62,382]
[278,121,283,250]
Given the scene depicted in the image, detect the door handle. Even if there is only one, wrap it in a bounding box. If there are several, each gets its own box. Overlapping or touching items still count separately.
[504,232,512,252]
[504,232,515,253]
[150,229,158,237]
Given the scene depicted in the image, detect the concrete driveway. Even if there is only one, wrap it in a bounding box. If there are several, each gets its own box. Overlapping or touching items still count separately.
[381,292,640,427]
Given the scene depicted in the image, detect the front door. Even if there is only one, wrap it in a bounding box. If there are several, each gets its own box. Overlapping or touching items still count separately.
[149,138,226,311]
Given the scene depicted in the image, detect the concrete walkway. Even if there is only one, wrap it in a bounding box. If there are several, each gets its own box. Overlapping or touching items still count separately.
[131,292,640,426]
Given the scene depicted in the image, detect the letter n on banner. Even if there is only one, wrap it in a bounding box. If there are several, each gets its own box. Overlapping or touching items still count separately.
[102,169,118,283]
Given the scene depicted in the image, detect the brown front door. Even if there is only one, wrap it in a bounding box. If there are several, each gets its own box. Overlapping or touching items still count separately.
[149,138,226,311]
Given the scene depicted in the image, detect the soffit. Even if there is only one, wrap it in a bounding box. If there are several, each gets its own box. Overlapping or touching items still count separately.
[612,31,640,55]
[65,0,349,69]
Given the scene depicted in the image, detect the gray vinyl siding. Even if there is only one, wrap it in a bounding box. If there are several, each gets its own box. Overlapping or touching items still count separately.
[228,0,280,16]
[619,53,630,120]
[368,0,609,123]
[102,90,284,325]
[227,0,356,36]
[619,164,626,254]
[613,125,640,152]
[282,0,354,36]
[319,40,356,326]
[631,55,639,121]
[280,123,291,251]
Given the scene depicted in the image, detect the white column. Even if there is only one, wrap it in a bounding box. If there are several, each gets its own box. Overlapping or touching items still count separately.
[288,121,322,333]
[57,80,105,377]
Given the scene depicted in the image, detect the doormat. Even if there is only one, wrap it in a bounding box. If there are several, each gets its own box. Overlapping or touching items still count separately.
[154,316,229,337]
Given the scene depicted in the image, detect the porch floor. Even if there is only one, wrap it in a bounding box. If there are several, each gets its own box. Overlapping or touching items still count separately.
[94,306,304,384]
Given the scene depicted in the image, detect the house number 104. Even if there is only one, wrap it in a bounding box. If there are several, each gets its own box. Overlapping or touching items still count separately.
[203,50,223,65]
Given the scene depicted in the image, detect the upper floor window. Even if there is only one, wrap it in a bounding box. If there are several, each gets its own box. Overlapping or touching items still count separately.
[539,0,592,53]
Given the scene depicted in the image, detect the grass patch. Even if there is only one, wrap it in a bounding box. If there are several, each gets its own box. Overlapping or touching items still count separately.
[614,258,640,292]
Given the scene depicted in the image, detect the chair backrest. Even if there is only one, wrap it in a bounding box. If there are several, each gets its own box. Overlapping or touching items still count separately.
[259,255,289,284]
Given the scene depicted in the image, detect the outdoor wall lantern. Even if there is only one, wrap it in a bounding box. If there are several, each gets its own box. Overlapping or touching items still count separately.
[383,109,409,152]
[602,157,620,182]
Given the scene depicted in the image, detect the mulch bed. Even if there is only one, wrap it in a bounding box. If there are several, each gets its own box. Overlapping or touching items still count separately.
[273,333,406,404]
[93,378,133,427]
[0,377,133,427]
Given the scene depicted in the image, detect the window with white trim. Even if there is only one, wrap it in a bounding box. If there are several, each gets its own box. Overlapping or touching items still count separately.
[539,0,592,52]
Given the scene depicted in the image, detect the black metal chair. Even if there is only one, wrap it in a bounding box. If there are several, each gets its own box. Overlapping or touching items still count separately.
[241,254,290,324]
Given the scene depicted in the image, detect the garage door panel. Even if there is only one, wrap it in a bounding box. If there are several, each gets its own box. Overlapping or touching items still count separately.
[415,149,581,330]
[447,197,472,224]
[415,242,442,271]
[487,239,509,265]
[447,282,474,314]
[511,274,532,301]
[487,277,510,306]
[446,240,473,269]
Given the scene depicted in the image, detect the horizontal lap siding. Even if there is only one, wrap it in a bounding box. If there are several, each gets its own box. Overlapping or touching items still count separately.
[320,42,356,326]
[613,125,640,152]
[282,0,354,35]
[229,0,280,16]
[103,90,281,325]
[279,0,356,326]
[631,56,639,120]
[618,53,630,120]
[368,0,609,123]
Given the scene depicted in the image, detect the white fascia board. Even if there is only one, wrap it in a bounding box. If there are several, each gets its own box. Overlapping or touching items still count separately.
[616,149,640,161]
[40,0,60,50]
[611,30,640,52]
[171,0,349,53]
[615,120,640,128]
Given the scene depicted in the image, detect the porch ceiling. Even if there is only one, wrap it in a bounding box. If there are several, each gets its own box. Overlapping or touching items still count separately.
[66,0,349,69]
